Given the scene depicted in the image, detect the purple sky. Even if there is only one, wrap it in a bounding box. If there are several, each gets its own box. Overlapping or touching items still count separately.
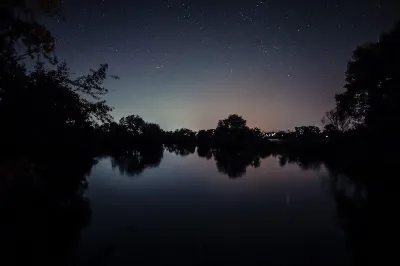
[44,0,400,131]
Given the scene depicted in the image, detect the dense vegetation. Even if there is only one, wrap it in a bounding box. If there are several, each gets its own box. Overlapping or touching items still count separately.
[1,2,399,265]
[1,1,399,177]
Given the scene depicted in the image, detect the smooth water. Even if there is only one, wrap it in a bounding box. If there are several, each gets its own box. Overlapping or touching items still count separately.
[73,151,355,265]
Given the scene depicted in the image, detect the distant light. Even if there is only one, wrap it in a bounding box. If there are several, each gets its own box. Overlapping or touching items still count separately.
[326,135,329,138]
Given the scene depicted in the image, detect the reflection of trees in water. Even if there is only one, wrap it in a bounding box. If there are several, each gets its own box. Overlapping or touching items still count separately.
[197,146,213,160]
[0,156,95,265]
[277,153,322,171]
[165,144,196,157]
[111,147,163,177]
[115,144,275,179]
[278,151,398,265]
[313,161,398,266]
[197,147,271,178]
[326,172,368,265]
[214,150,261,178]
[326,171,398,266]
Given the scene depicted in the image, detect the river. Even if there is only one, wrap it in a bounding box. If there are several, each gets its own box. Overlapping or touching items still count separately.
[71,150,359,265]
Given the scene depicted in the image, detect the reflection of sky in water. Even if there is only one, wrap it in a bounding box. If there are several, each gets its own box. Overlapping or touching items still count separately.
[78,152,349,265]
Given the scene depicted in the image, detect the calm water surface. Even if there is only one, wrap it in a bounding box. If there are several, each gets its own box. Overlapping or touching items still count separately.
[74,151,353,265]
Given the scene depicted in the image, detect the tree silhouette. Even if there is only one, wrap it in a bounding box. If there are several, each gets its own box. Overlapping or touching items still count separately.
[196,129,214,146]
[328,21,400,136]
[0,1,117,157]
[0,60,116,156]
[214,114,252,148]
[250,127,264,139]
[119,115,146,136]
[141,123,164,145]
[294,126,321,140]
[1,0,61,64]
[216,114,247,131]
[323,124,338,138]
[322,110,350,133]
[164,128,197,147]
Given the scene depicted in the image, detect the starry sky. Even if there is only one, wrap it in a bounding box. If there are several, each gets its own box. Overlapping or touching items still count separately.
[43,0,399,131]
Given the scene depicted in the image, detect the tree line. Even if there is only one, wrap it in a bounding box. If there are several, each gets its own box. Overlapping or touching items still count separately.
[1,1,399,171]
[1,2,398,264]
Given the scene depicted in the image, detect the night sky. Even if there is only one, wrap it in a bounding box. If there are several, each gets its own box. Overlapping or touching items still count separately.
[44,0,399,131]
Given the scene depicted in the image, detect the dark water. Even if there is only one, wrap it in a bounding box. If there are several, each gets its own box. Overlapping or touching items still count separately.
[72,151,358,266]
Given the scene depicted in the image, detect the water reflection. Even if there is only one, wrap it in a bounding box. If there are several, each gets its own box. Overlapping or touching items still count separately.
[278,151,398,266]
[197,146,213,160]
[196,147,272,178]
[165,144,196,157]
[0,156,95,265]
[278,153,322,171]
[110,147,163,177]
[110,146,272,179]
[324,171,398,266]
[213,149,264,178]
[1,149,398,265]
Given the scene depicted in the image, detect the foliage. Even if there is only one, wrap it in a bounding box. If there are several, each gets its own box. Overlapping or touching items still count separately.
[294,126,321,139]
[214,114,251,148]
[0,59,115,156]
[2,61,114,123]
[216,114,247,131]
[327,21,400,135]
[141,123,164,146]
[1,0,62,63]
[0,0,118,157]
[119,115,146,136]
[251,127,265,139]
[164,128,197,146]
[196,129,214,146]
[322,110,350,133]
